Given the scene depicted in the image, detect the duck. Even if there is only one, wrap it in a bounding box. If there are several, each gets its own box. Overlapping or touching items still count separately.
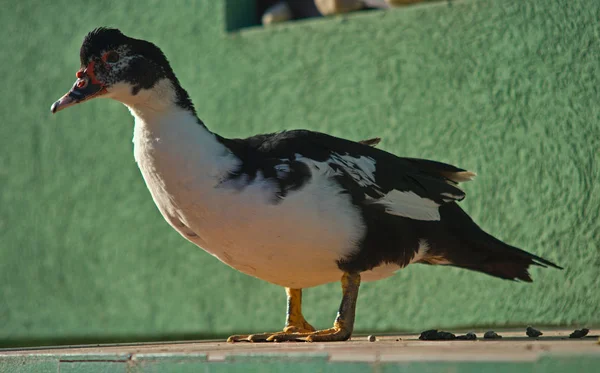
[50,28,562,343]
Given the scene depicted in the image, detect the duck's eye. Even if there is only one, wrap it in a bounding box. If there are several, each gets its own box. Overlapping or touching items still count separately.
[103,51,119,63]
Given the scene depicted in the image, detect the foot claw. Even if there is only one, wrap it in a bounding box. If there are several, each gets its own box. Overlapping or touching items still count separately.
[228,333,280,343]
[305,328,351,342]
[228,324,319,343]
[227,335,245,343]
[267,332,312,342]
[262,328,350,342]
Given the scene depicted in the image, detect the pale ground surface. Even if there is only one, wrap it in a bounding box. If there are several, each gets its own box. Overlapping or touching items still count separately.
[1,330,598,362]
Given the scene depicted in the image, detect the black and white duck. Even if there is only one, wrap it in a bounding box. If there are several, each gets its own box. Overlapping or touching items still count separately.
[51,28,561,342]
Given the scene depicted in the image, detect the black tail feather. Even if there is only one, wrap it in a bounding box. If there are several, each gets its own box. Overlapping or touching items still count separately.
[437,204,562,282]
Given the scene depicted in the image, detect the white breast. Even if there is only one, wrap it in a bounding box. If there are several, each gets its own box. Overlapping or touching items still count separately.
[132,110,366,288]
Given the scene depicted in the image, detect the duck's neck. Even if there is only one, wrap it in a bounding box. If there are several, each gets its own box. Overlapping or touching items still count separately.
[123,79,238,180]
[122,78,204,128]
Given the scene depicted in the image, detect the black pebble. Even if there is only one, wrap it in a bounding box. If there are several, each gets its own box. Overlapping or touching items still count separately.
[526,326,543,338]
[483,331,502,339]
[419,329,456,340]
[456,332,477,340]
[569,328,589,339]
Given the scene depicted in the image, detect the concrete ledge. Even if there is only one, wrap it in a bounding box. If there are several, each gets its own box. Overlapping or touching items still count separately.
[1,330,598,372]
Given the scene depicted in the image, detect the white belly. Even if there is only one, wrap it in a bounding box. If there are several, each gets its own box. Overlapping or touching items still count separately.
[149,170,369,288]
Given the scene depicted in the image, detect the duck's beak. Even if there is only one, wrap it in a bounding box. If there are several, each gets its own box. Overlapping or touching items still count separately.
[50,71,107,114]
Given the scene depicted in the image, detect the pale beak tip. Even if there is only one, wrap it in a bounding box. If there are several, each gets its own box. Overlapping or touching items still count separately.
[50,101,59,114]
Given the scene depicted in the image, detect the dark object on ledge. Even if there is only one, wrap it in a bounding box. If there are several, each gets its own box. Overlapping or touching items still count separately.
[456,332,477,340]
[569,328,589,339]
[419,329,456,340]
[526,326,543,338]
[483,331,502,339]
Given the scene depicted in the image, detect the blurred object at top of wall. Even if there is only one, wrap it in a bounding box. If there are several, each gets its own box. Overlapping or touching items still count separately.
[260,0,321,26]
[385,0,428,6]
[261,0,429,26]
[314,0,366,16]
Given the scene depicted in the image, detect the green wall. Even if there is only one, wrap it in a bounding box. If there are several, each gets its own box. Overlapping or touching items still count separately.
[1,0,598,346]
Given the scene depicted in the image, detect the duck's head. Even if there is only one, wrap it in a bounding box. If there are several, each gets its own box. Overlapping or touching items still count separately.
[51,27,194,114]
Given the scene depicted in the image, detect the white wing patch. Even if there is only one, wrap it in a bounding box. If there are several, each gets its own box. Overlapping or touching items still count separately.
[298,152,442,222]
[375,190,440,221]
[326,154,441,221]
[294,152,378,187]
[329,153,377,187]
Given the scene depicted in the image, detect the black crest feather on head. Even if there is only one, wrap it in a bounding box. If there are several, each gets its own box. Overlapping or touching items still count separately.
[78,27,197,116]
[80,27,127,65]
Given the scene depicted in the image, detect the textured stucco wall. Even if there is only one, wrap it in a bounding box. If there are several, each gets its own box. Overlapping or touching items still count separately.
[0,0,598,346]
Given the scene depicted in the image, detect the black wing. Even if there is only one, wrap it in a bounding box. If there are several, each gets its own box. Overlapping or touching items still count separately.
[218,130,474,205]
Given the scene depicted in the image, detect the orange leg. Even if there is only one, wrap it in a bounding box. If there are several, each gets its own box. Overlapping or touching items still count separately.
[228,272,361,343]
[269,272,361,342]
[227,288,316,342]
